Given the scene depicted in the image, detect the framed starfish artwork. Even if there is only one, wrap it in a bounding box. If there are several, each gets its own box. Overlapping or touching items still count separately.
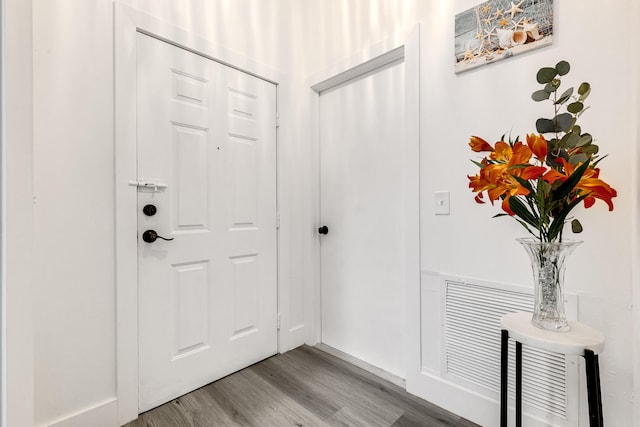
[454,0,554,73]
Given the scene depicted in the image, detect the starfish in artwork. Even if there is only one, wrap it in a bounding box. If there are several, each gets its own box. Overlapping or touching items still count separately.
[476,26,497,53]
[522,17,530,25]
[493,8,504,19]
[483,16,493,25]
[506,1,524,19]
[484,26,497,40]
[511,17,524,30]
[481,3,492,15]
[463,46,476,61]
[498,17,509,28]
[480,42,496,56]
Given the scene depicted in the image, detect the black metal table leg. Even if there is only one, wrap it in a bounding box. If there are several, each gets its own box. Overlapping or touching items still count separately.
[584,349,604,426]
[501,329,509,427]
[516,341,522,427]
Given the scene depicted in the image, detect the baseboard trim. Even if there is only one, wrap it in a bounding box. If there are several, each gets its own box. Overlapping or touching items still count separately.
[314,343,406,388]
[287,323,307,351]
[46,398,118,427]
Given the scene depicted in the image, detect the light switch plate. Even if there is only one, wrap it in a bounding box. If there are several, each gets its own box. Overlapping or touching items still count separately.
[434,191,450,215]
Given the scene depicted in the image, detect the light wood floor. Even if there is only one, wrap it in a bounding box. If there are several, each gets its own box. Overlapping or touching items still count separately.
[124,345,479,427]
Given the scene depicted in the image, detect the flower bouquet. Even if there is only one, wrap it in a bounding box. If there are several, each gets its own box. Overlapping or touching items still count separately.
[467,60,617,330]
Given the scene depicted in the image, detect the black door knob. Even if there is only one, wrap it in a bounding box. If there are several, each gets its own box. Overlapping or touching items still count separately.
[143,204,157,216]
[318,225,329,235]
[142,229,174,243]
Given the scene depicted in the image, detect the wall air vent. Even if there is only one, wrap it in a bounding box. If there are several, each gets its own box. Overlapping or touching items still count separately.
[442,278,572,422]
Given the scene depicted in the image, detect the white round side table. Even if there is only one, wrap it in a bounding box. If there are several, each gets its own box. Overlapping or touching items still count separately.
[500,312,605,427]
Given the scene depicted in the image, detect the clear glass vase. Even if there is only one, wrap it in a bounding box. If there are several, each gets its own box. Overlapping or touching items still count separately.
[517,238,582,332]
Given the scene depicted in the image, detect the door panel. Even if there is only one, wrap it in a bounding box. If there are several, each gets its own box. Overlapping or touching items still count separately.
[319,60,406,378]
[136,33,277,412]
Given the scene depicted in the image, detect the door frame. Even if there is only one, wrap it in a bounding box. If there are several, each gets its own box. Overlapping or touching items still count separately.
[308,25,420,383]
[114,4,292,424]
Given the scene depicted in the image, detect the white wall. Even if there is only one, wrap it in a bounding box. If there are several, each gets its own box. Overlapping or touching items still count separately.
[419,1,636,424]
[5,0,639,426]
[27,0,307,425]
[32,2,115,424]
[298,0,639,425]
[5,0,34,425]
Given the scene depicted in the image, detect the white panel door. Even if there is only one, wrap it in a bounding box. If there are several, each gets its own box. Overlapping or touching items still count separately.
[319,61,406,378]
[136,33,278,412]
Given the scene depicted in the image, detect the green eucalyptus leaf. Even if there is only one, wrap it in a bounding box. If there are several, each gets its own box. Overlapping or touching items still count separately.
[577,133,593,147]
[582,144,599,155]
[556,60,570,76]
[493,213,509,218]
[571,219,583,233]
[536,118,555,133]
[537,67,558,84]
[569,153,588,165]
[578,82,591,95]
[544,80,560,93]
[570,219,583,234]
[554,87,574,105]
[555,113,574,132]
[532,90,551,101]
[546,148,569,169]
[578,83,591,101]
[560,132,580,148]
[567,101,584,114]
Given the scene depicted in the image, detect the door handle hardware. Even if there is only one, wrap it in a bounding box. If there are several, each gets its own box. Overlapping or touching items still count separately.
[128,180,169,192]
[142,229,174,243]
[318,225,329,235]
[143,204,157,216]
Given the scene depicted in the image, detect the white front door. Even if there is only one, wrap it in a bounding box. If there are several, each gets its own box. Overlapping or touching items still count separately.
[319,60,406,378]
[136,33,278,412]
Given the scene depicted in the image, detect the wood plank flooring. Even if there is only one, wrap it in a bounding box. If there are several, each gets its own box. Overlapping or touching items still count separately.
[124,345,479,427]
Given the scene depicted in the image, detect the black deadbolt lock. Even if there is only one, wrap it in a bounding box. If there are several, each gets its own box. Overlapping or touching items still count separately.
[143,204,157,216]
[142,229,174,243]
[318,225,329,235]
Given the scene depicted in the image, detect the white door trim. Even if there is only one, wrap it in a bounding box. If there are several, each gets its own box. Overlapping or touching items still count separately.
[114,4,292,424]
[308,25,420,385]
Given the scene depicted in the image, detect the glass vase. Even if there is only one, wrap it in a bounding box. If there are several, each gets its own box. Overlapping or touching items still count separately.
[517,238,582,332]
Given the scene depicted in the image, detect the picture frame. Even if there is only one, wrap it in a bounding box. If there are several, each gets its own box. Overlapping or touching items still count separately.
[454,0,554,73]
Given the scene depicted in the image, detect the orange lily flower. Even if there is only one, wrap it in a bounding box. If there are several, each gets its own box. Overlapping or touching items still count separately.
[468,142,546,215]
[550,159,617,210]
[490,141,512,161]
[468,160,491,203]
[466,61,617,242]
[541,168,567,184]
[565,161,617,210]
[526,133,548,160]
[497,143,545,214]
[469,136,494,152]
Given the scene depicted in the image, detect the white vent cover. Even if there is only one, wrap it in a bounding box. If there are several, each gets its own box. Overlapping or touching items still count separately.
[443,279,568,420]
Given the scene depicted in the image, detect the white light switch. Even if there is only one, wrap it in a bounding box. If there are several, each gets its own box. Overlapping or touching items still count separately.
[434,191,450,215]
